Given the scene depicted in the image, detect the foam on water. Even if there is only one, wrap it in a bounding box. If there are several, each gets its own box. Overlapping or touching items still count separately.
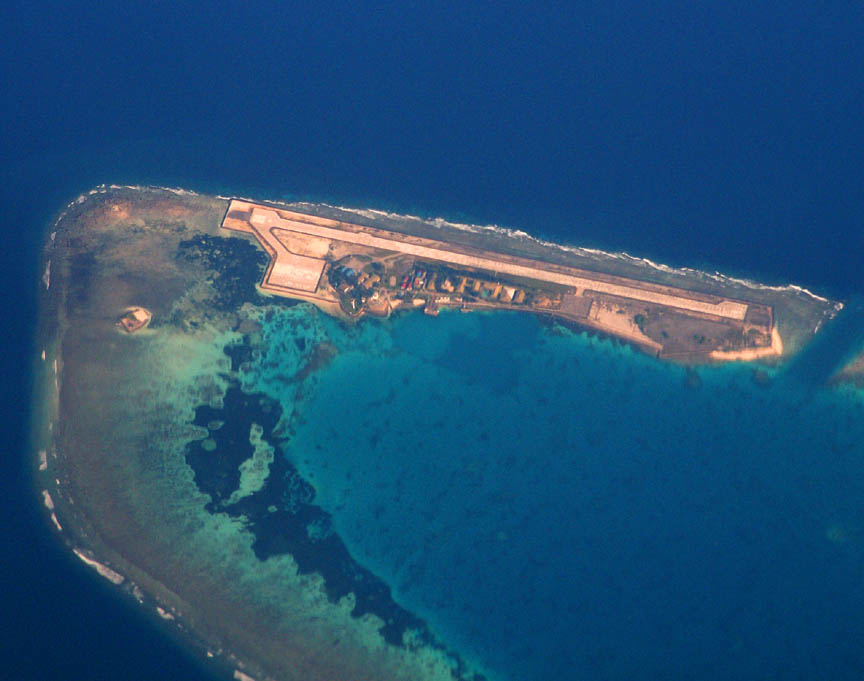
[321,203,836,307]
[73,549,125,585]
[70,185,836,311]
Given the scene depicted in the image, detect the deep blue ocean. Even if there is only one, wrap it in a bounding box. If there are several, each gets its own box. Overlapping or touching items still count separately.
[2,2,864,679]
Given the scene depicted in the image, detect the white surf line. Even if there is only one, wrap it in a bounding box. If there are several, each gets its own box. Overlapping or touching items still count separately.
[67,184,836,305]
[40,488,61,529]
[249,206,750,320]
[156,606,176,621]
[73,549,125,585]
[132,584,145,603]
[338,204,836,305]
[38,450,48,471]
[241,193,835,305]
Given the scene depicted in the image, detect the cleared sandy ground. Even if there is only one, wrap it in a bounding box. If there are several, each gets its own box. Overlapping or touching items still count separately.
[228,200,750,321]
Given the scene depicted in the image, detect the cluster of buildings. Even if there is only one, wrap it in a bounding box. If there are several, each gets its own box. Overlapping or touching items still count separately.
[326,261,536,318]
[393,265,528,304]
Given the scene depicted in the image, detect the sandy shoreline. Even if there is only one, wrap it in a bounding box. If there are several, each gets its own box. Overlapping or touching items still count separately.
[709,326,785,362]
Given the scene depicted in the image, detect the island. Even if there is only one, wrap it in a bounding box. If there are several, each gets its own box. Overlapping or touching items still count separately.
[223,200,783,361]
[32,186,850,681]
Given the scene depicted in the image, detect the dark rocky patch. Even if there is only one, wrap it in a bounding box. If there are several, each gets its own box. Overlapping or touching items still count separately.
[292,342,337,384]
[185,381,427,646]
[685,368,702,389]
[223,336,256,372]
[182,337,433,641]
[751,369,772,388]
[186,389,280,506]
[181,339,486,679]
[176,234,270,311]
[65,251,98,312]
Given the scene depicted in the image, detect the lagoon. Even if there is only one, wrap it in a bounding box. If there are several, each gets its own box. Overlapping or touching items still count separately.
[246,303,864,680]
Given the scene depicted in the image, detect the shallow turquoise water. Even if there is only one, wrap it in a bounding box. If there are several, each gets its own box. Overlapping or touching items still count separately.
[251,305,864,681]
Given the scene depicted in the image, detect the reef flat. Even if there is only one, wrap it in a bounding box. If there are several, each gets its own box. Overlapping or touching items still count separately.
[32,185,855,681]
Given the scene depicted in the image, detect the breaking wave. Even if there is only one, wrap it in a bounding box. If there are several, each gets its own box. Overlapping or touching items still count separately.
[65,184,836,314]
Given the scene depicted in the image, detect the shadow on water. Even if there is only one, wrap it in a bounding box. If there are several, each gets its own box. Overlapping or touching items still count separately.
[780,297,864,390]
